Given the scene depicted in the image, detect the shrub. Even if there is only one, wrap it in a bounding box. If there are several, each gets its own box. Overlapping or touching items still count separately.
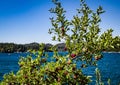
[1,0,118,84]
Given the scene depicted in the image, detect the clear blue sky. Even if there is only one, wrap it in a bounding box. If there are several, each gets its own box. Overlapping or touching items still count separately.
[0,0,120,44]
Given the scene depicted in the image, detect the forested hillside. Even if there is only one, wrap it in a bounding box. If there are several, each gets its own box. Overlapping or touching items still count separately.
[0,38,120,53]
[0,42,52,53]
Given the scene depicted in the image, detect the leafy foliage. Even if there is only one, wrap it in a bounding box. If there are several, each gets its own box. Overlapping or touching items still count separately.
[1,0,119,84]
[48,0,115,66]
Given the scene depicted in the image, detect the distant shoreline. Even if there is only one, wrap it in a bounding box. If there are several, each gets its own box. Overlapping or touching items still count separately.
[0,42,120,53]
[102,51,120,53]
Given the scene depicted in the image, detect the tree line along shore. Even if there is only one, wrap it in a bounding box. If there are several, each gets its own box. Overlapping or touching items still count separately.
[0,42,67,53]
[0,42,120,53]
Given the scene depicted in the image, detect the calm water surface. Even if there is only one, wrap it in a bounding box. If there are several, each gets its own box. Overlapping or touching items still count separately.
[0,52,120,84]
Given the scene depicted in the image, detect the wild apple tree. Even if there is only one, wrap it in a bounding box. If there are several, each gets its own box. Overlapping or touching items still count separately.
[1,0,118,85]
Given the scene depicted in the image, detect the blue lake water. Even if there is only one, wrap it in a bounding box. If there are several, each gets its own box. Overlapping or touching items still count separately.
[0,52,120,84]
